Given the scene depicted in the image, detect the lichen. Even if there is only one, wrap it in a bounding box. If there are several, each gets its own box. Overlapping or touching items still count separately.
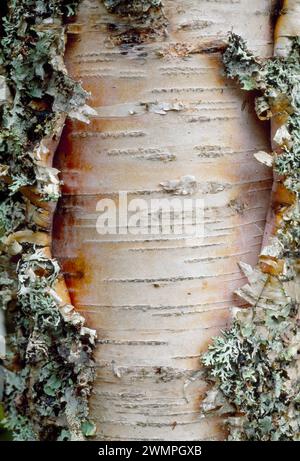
[0,1,96,441]
[201,34,300,441]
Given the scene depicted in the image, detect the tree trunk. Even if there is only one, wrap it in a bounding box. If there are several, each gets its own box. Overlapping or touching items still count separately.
[53,0,274,440]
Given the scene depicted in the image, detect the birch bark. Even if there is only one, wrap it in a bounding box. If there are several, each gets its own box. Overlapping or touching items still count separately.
[53,0,274,440]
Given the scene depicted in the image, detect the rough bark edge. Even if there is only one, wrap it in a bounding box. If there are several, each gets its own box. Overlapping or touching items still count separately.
[201,1,300,441]
[0,0,96,441]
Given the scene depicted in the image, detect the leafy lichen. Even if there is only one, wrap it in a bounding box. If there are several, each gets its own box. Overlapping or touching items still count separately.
[0,0,96,441]
[201,34,300,441]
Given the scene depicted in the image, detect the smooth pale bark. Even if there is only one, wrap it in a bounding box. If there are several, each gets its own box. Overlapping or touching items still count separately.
[53,0,273,440]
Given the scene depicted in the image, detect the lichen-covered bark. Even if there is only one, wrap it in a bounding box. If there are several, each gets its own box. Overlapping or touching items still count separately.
[0,0,95,441]
[202,1,300,441]
[103,0,162,15]
[53,0,273,440]
[102,0,167,45]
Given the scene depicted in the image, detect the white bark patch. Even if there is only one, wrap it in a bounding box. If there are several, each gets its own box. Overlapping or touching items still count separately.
[160,175,198,195]
[0,309,5,359]
[254,151,273,167]
[273,125,292,147]
[0,76,10,105]
[142,101,185,115]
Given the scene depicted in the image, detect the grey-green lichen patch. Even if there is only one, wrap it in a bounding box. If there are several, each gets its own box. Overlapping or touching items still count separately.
[103,0,167,45]
[201,34,300,441]
[0,1,92,197]
[0,0,96,441]
[203,298,300,440]
[223,34,300,194]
